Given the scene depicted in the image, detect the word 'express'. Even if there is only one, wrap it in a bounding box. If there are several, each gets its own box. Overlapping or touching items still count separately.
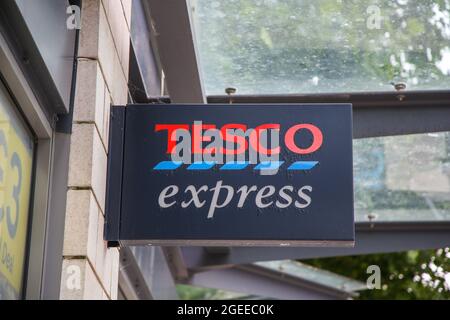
[158,180,313,219]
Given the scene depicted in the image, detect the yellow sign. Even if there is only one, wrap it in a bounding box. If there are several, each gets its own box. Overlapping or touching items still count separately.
[0,85,34,300]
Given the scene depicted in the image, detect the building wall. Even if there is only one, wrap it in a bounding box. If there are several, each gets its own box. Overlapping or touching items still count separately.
[60,0,132,300]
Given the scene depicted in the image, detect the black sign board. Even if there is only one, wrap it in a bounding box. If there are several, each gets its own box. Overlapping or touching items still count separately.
[105,104,354,246]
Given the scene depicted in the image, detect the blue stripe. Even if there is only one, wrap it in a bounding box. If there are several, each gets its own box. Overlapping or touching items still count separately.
[288,161,319,170]
[154,160,318,171]
[254,161,284,170]
[153,161,183,170]
[220,162,249,170]
[187,162,216,170]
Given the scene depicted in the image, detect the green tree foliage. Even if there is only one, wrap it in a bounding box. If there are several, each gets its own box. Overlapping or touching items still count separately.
[304,248,450,299]
[177,284,247,300]
[177,285,220,300]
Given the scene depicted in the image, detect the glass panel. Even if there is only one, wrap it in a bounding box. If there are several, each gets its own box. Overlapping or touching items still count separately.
[0,82,34,300]
[354,132,450,222]
[255,260,367,292]
[192,0,450,95]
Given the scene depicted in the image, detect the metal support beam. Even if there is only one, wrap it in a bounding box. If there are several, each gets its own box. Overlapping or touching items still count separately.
[208,92,450,138]
[182,223,450,271]
[352,105,450,138]
[162,247,189,282]
[129,0,164,101]
[119,247,179,300]
[119,247,154,299]
[145,0,205,103]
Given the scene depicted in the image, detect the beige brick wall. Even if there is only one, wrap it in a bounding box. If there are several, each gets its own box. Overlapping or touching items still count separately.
[60,0,131,300]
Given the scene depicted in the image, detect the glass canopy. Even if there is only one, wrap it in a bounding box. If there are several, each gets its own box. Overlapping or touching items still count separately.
[192,0,450,95]
[354,132,450,222]
[254,260,367,293]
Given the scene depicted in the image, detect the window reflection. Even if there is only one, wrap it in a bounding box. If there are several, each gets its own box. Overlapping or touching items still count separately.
[0,82,34,300]
[354,132,450,222]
